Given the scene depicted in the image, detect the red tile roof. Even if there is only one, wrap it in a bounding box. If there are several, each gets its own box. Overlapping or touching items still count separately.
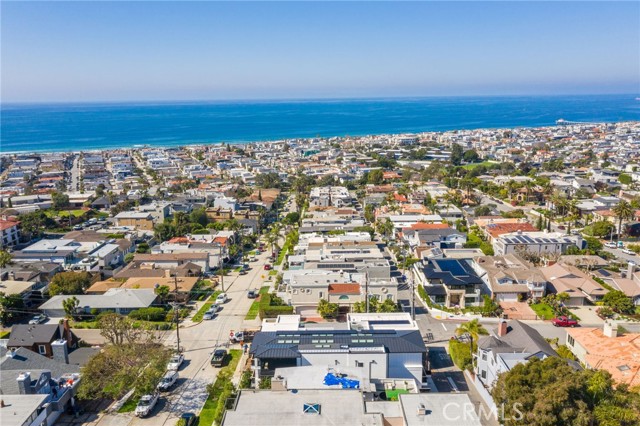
[485,223,538,238]
[0,219,20,232]
[404,223,450,231]
[328,283,361,295]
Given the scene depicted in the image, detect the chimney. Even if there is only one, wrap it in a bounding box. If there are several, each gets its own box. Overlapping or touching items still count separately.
[17,372,32,395]
[62,319,73,346]
[498,320,508,337]
[6,348,16,359]
[627,262,636,280]
[603,320,618,338]
[52,339,69,364]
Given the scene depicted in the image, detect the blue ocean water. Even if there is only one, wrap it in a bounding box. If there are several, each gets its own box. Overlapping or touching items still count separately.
[1,94,639,153]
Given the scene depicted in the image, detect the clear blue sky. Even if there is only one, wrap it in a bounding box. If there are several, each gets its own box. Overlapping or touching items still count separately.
[2,1,638,102]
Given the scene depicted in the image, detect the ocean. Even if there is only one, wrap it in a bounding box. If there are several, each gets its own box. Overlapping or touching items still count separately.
[1,94,639,154]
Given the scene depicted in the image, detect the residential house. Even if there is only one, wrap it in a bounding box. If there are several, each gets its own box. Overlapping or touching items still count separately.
[7,322,78,358]
[0,346,82,426]
[476,320,558,389]
[566,321,640,387]
[539,262,608,305]
[492,231,582,256]
[413,258,485,308]
[38,288,158,317]
[12,239,80,265]
[1,217,21,247]
[113,211,155,231]
[473,255,547,301]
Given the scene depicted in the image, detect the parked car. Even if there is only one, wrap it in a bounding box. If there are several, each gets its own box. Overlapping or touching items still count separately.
[28,314,48,325]
[73,225,83,231]
[622,248,636,256]
[216,293,228,304]
[264,264,272,271]
[167,353,185,371]
[247,290,257,299]
[618,241,625,248]
[203,311,216,321]
[179,413,198,426]
[605,242,617,248]
[209,303,221,313]
[551,316,579,327]
[211,348,227,367]
[239,269,248,275]
[135,393,159,417]
[157,370,179,391]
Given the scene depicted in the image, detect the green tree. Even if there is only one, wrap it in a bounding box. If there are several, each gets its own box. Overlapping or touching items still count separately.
[0,291,24,325]
[51,191,70,210]
[124,253,135,263]
[585,221,615,238]
[154,285,171,304]
[317,299,339,319]
[62,296,79,318]
[0,250,13,268]
[367,169,384,185]
[602,290,634,314]
[154,222,176,242]
[491,356,640,426]
[462,149,480,163]
[49,271,92,295]
[455,319,488,343]
[612,200,634,238]
[450,143,464,166]
[255,172,282,189]
[474,205,492,217]
[189,207,209,228]
[618,173,633,185]
[283,212,300,225]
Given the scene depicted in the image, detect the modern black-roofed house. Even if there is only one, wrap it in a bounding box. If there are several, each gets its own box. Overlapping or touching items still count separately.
[413,258,485,308]
[249,328,427,384]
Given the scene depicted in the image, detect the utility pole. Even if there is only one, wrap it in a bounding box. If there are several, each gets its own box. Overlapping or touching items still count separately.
[218,243,225,292]
[365,271,369,313]
[172,274,181,352]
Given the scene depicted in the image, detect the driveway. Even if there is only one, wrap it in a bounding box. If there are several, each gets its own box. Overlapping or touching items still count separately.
[499,301,537,320]
[568,306,604,326]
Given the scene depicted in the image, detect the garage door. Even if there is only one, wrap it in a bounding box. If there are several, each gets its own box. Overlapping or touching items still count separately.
[496,293,518,302]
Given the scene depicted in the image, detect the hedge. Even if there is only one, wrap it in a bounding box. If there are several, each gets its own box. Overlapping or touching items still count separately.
[258,293,293,319]
[449,339,473,371]
[128,307,167,322]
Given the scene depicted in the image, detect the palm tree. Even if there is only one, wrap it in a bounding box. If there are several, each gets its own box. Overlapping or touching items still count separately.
[455,318,489,343]
[612,200,634,239]
[455,319,489,366]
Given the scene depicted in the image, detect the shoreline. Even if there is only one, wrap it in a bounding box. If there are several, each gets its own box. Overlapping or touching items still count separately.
[2,119,639,156]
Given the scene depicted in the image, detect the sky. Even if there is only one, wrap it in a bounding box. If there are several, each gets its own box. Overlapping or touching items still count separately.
[1,1,639,102]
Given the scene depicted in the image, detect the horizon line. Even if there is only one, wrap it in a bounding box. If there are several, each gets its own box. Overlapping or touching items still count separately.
[2,92,639,106]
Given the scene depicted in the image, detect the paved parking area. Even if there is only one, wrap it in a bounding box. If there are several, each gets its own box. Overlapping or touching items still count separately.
[499,301,537,320]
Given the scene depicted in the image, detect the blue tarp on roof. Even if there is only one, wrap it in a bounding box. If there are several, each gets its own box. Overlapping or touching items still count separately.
[323,373,360,389]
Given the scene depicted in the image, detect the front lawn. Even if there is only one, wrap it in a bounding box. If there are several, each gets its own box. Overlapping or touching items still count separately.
[462,161,495,170]
[192,291,222,322]
[530,303,555,320]
[244,286,270,320]
[45,209,88,218]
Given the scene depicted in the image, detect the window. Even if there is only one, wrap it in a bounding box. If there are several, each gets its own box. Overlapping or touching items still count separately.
[386,294,394,300]
[303,403,321,414]
[481,370,486,379]
[482,352,487,361]
[38,345,46,355]
[568,335,575,347]
[319,292,323,299]
[339,295,349,300]
[355,361,364,368]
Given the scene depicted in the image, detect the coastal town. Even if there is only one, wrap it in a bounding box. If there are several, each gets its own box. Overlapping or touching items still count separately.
[2,119,640,426]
